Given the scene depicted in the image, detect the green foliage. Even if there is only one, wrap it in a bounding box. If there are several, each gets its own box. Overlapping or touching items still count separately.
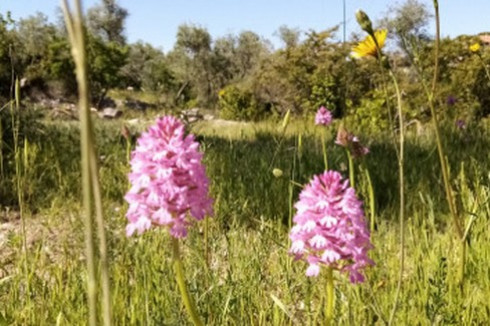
[87,0,128,45]
[345,90,389,133]
[169,24,214,106]
[41,34,128,103]
[419,35,490,121]
[0,105,44,206]
[0,13,18,97]
[121,42,175,94]
[380,0,431,46]
[300,71,339,115]
[1,0,490,123]
[249,27,370,118]
[0,8,128,103]
[16,13,57,84]
[1,118,490,324]
[425,257,457,324]
[471,62,490,118]
[43,37,77,97]
[276,25,301,49]
[86,34,128,104]
[168,25,269,108]
[218,85,268,121]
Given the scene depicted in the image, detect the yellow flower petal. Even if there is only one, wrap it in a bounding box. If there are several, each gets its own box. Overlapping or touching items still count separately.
[352,29,387,59]
[470,42,481,53]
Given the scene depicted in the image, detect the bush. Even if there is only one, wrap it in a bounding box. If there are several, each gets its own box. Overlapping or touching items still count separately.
[345,90,389,134]
[0,105,44,207]
[218,85,268,121]
[300,74,339,115]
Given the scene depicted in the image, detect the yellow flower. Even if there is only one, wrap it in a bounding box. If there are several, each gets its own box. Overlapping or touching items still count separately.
[218,89,226,97]
[351,29,387,59]
[470,42,481,53]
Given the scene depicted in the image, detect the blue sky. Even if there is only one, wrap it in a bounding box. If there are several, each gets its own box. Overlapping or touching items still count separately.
[1,0,489,51]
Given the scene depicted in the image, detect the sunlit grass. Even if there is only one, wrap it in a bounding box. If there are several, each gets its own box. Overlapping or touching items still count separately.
[1,116,490,324]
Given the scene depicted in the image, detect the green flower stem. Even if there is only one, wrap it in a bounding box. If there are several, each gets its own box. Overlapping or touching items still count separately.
[346,149,354,188]
[430,1,462,236]
[325,267,334,326]
[358,15,406,324]
[89,144,112,325]
[431,0,466,288]
[321,129,328,170]
[203,215,210,298]
[204,216,209,269]
[61,1,112,325]
[61,0,95,312]
[370,30,399,160]
[387,69,405,326]
[367,21,406,324]
[362,162,376,233]
[126,138,131,163]
[172,238,204,326]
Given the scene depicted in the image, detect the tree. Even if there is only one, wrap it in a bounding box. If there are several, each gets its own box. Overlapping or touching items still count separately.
[379,0,432,56]
[211,35,237,86]
[43,36,77,97]
[87,0,128,45]
[0,12,19,97]
[17,13,56,59]
[235,31,269,78]
[120,42,164,88]
[86,34,128,105]
[239,27,358,118]
[120,42,175,94]
[276,25,301,49]
[16,13,58,85]
[170,24,213,106]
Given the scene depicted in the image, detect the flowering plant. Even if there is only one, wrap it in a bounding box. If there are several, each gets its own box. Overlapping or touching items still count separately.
[289,170,373,283]
[125,116,213,238]
[335,126,369,158]
[315,106,333,126]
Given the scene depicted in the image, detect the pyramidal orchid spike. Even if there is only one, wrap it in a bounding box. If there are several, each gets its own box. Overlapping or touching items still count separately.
[125,116,213,238]
[289,170,373,283]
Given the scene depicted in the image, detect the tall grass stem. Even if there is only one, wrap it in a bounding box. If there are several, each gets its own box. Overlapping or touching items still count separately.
[172,238,204,326]
[387,70,405,326]
[325,267,334,326]
[321,130,328,170]
[89,142,112,325]
[61,1,104,324]
[346,149,354,188]
[12,78,30,316]
[362,162,376,233]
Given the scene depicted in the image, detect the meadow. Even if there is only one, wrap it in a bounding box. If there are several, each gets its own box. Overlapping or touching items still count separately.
[2,0,490,325]
[1,113,489,325]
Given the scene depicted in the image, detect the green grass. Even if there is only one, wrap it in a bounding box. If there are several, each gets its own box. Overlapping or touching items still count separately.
[1,114,490,324]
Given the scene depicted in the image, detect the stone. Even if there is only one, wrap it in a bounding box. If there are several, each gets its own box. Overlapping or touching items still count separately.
[99,107,122,119]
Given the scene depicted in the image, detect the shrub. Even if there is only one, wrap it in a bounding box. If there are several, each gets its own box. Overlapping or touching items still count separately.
[345,90,389,134]
[218,85,268,121]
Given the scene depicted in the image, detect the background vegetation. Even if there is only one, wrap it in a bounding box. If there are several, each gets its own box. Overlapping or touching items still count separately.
[1,0,490,325]
[0,0,488,123]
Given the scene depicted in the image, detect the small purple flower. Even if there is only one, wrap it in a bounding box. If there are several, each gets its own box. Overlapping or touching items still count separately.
[289,170,374,283]
[124,116,213,238]
[315,106,333,126]
[447,96,457,106]
[455,119,466,130]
